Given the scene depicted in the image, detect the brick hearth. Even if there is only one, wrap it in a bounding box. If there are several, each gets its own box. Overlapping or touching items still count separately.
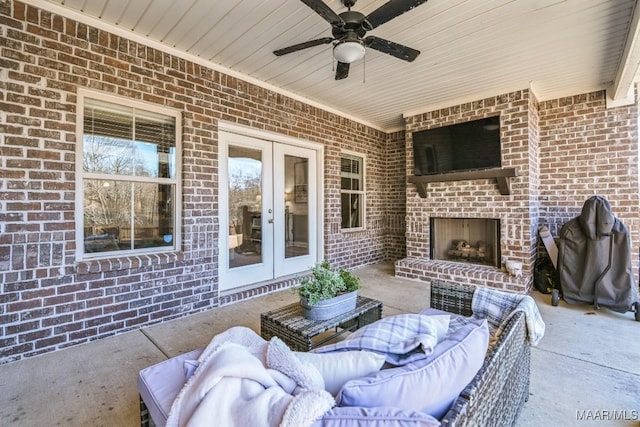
[396,258,527,292]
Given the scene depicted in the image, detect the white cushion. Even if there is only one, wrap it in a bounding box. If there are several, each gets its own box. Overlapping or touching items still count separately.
[312,406,441,427]
[137,348,203,427]
[295,350,386,395]
[335,318,489,420]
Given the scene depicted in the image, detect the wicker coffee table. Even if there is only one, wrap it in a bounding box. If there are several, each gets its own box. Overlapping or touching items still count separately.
[260,296,383,351]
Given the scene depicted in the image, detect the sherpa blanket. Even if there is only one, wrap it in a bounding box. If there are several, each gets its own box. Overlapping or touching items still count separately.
[472,286,546,346]
[166,327,335,427]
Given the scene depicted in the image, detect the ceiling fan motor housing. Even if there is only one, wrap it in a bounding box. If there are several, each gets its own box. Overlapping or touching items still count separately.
[333,11,370,39]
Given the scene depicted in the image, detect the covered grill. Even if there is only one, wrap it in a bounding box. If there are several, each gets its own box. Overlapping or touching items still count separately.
[556,196,639,319]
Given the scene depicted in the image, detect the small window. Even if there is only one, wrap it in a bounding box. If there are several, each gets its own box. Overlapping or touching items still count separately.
[78,94,181,258]
[340,153,365,230]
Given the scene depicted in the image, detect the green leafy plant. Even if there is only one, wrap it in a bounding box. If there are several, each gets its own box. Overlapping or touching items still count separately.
[339,268,361,293]
[295,261,360,306]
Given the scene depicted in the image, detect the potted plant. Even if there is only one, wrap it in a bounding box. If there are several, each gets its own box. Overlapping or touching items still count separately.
[296,261,361,320]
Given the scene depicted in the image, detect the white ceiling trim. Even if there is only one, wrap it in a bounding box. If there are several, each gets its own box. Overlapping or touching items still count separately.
[22,0,640,129]
[610,0,640,103]
[23,0,389,133]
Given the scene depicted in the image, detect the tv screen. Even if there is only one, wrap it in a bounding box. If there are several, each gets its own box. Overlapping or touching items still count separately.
[412,116,501,175]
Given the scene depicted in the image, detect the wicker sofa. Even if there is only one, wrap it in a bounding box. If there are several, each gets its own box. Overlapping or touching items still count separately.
[430,281,530,427]
[139,280,530,427]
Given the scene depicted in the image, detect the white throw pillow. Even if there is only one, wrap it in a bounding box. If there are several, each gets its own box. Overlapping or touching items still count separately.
[294,350,386,395]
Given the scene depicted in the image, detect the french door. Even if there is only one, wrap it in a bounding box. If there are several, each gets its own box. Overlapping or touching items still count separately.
[219,131,319,291]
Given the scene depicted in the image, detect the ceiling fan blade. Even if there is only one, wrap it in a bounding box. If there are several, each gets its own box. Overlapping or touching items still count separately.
[365,0,429,29]
[273,37,334,56]
[335,61,350,80]
[300,0,345,27]
[364,36,420,62]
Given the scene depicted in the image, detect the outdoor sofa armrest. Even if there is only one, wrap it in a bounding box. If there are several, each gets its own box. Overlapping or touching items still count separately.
[430,281,530,427]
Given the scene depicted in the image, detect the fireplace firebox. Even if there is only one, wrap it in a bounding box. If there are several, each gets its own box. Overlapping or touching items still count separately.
[430,218,500,268]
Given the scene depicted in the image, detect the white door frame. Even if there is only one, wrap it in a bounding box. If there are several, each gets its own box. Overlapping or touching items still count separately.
[218,121,324,291]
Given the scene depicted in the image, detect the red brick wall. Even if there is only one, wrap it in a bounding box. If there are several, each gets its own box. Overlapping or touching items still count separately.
[398,90,538,292]
[397,89,639,292]
[538,91,639,277]
[384,130,407,260]
[0,1,398,363]
[1,1,638,363]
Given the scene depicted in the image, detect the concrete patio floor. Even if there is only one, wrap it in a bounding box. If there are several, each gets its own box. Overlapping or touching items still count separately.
[1,261,638,426]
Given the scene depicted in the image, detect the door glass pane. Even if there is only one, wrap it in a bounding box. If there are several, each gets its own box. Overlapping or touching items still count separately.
[285,155,309,258]
[228,145,263,268]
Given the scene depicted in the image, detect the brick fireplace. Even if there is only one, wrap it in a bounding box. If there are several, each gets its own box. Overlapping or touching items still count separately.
[396,90,540,293]
[430,217,501,268]
[396,89,640,294]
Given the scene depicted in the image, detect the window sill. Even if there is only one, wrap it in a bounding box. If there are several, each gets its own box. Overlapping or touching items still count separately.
[341,227,366,233]
[75,251,183,275]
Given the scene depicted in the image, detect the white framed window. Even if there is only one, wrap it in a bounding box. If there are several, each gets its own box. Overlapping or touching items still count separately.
[76,91,181,259]
[340,152,365,230]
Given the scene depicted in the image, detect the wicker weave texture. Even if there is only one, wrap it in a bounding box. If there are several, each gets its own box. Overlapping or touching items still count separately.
[260,296,383,351]
[430,281,475,316]
[140,395,153,427]
[139,282,529,427]
[433,281,530,427]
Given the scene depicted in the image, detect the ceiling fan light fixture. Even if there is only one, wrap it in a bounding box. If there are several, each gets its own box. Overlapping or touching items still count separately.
[333,40,365,64]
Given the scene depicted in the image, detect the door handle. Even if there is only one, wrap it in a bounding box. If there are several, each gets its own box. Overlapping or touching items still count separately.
[268,218,274,224]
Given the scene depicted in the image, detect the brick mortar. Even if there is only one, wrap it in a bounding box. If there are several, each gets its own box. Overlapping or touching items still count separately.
[0,1,401,363]
[397,90,639,294]
[1,1,638,363]
[401,90,537,292]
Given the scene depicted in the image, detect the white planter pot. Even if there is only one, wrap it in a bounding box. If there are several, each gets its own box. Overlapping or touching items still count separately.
[301,290,358,321]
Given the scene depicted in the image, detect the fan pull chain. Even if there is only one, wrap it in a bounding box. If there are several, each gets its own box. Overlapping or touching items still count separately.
[363,53,366,83]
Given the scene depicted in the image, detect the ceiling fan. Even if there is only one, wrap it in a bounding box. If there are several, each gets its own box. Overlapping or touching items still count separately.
[273,0,428,80]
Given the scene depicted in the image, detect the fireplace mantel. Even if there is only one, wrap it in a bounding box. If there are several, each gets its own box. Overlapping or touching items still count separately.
[408,167,518,197]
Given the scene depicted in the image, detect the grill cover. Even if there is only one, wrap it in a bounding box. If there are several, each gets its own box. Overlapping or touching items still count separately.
[557,196,637,312]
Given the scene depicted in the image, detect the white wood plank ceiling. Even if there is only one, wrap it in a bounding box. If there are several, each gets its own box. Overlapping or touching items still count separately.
[31,0,640,131]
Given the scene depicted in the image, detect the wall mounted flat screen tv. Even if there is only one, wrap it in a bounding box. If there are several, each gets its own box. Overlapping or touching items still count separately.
[412,116,501,175]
